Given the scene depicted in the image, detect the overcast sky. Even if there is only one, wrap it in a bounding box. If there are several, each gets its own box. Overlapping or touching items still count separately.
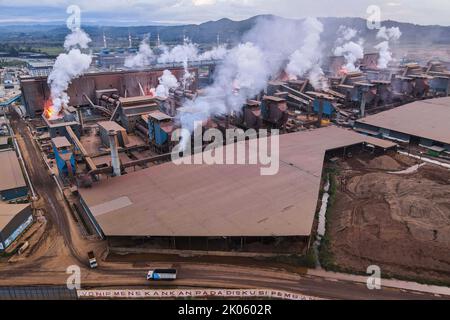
[0,0,449,26]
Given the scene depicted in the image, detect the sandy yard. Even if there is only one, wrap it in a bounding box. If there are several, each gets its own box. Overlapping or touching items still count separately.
[325,153,450,284]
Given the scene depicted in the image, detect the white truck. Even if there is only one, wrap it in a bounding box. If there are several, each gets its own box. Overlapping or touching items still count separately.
[146,269,177,281]
[88,251,98,269]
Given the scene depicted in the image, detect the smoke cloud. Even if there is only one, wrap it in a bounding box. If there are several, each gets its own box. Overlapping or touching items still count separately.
[286,17,328,90]
[375,26,402,69]
[155,70,179,98]
[177,16,328,147]
[47,28,92,119]
[198,45,228,61]
[124,38,155,68]
[157,39,199,64]
[333,26,364,72]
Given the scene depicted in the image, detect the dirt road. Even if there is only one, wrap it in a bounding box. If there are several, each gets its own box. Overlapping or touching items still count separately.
[0,113,448,300]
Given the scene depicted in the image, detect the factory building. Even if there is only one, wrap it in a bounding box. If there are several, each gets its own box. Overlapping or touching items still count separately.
[78,126,395,253]
[98,121,129,148]
[26,60,54,77]
[0,150,28,201]
[20,67,198,118]
[0,203,33,252]
[118,96,159,133]
[43,107,81,140]
[0,117,11,150]
[354,97,450,154]
[51,136,76,179]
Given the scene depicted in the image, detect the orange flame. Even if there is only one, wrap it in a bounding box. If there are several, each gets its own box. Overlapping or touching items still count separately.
[145,87,156,97]
[338,67,349,76]
[278,70,292,82]
[44,99,55,119]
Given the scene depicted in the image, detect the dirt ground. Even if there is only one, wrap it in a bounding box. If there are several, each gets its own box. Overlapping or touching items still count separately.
[327,152,450,284]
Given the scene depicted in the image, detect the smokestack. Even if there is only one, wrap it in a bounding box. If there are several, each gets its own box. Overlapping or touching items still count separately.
[360,92,367,118]
[77,109,84,133]
[108,130,121,177]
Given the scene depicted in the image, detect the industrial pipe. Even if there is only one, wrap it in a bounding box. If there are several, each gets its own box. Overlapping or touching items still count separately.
[108,130,121,177]
[87,153,171,177]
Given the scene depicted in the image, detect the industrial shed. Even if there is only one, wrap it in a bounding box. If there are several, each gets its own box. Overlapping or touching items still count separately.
[354,97,450,152]
[20,67,198,118]
[78,126,395,252]
[0,150,28,201]
[0,203,33,252]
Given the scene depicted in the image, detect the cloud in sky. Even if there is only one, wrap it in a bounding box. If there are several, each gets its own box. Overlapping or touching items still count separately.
[0,0,449,26]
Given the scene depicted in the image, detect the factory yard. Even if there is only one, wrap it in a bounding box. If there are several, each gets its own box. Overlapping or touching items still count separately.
[326,153,450,284]
[2,8,450,301]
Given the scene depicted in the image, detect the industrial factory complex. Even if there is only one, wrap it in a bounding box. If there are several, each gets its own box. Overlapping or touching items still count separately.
[79,127,394,248]
[2,51,447,256]
[1,0,450,300]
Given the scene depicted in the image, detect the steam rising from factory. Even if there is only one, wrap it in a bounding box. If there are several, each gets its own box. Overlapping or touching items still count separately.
[124,37,155,68]
[43,16,406,147]
[156,70,179,98]
[46,28,92,119]
[177,16,330,146]
[286,18,328,90]
[333,26,364,72]
[375,26,402,69]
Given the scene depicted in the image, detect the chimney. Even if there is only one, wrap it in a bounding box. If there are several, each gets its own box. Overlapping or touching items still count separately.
[77,109,84,133]
[360,90,367,118]
[108,130,121,177]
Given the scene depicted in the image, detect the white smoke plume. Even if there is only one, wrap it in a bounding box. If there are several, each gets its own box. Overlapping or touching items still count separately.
[124,38,155,68]
[333,26,364,72]
[155,70,179,98]
[177,16,326,147]
[158,38,199,89]
[157,39,199,64]
[377,26,402,41]
[286,17,328,90]
[198,45,228,60]
[64,28,91,50]
[178,42,269,143]
[375,26,402,69]
[336,26,358,45]
[47,28,92,119]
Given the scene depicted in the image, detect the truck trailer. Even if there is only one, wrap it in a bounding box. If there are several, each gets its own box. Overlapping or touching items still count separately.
[146,269,177,281]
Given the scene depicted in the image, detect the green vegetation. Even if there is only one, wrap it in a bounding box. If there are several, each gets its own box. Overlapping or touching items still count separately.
[318,167,339,271]
[272,251,317,269]
[34,46,64,56]
[0,59,27,68]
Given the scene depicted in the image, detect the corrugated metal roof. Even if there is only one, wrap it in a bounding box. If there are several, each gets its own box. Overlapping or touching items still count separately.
[0,203,30,230]
[51,136,71,149]
[98,121,126,132]
[148,110,172,121]
[79,126,396,237]
[0,150,27,192]
[356,97,450,145]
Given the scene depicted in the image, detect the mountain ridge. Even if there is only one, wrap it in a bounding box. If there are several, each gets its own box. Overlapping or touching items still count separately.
[0,15,449,49]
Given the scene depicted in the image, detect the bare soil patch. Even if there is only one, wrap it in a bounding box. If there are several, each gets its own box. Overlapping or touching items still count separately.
[326,154,450,284]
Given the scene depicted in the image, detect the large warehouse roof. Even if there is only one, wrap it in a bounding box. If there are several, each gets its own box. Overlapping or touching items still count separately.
[0,150,26,192]
[79,126,395,237]
[355,97,450,145]
[0,203,30,231]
